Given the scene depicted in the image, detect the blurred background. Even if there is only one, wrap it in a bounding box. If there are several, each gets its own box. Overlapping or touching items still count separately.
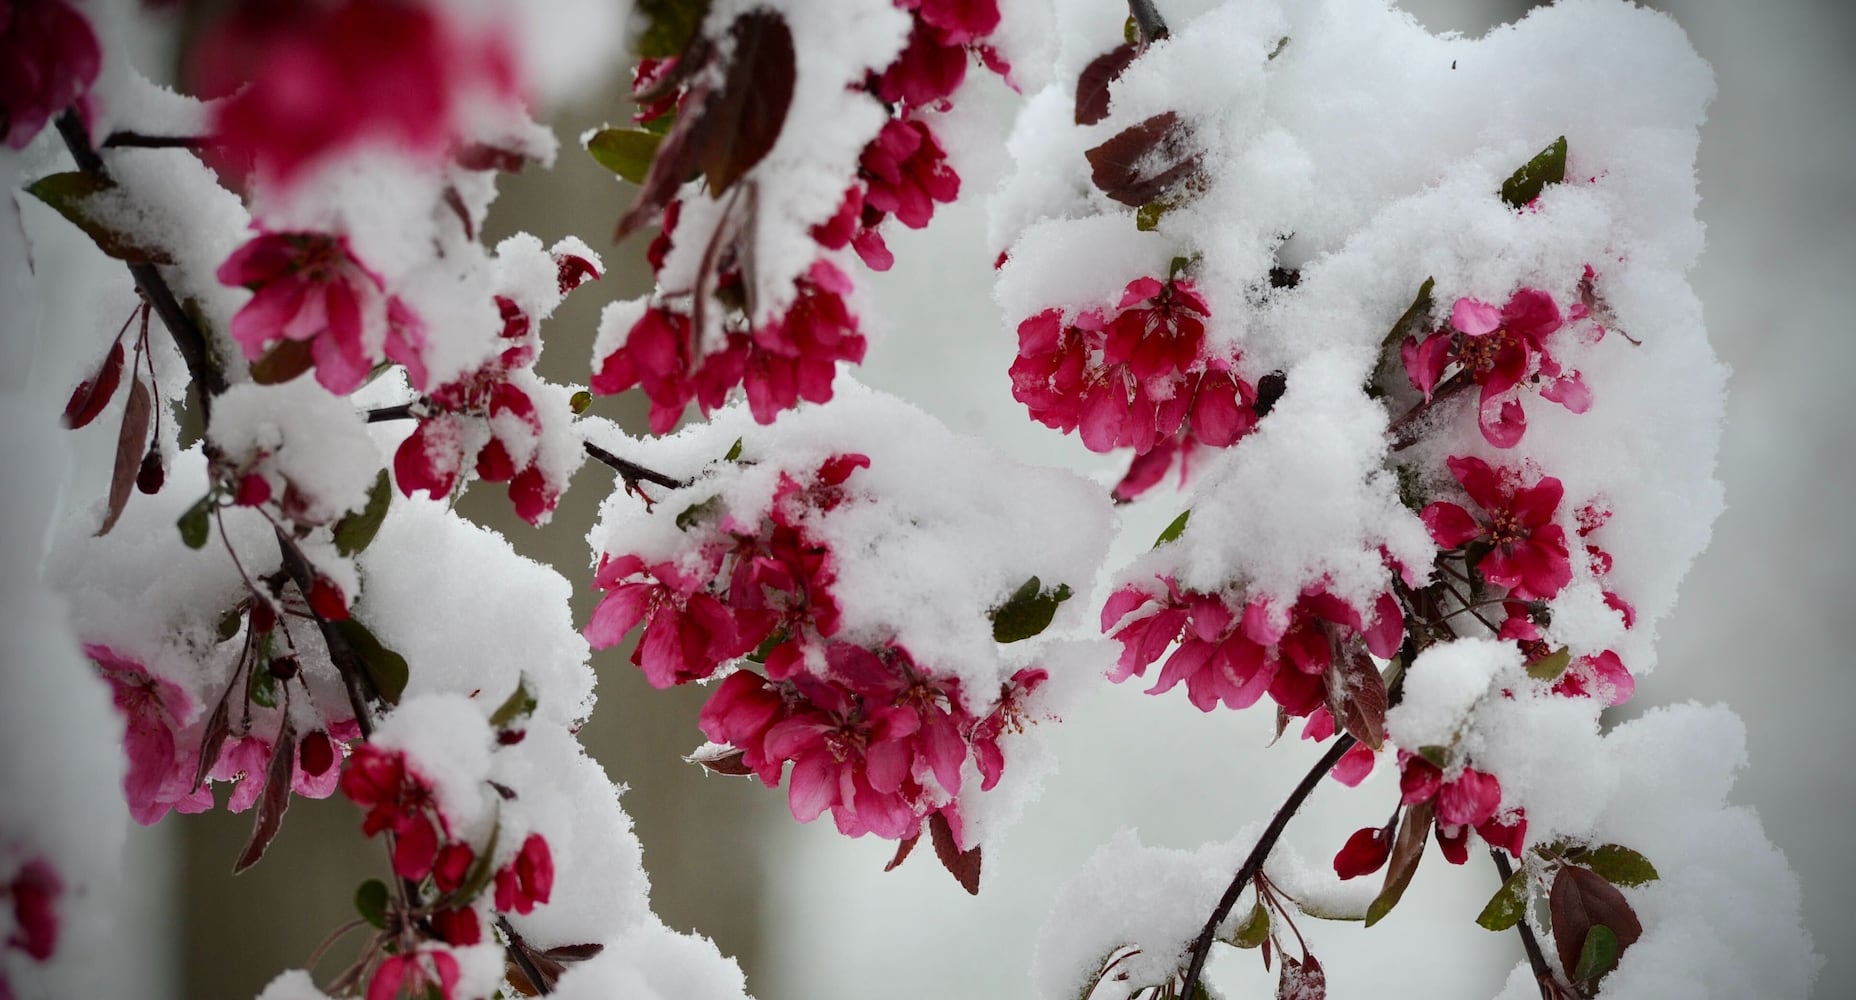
[92,0,1856,996]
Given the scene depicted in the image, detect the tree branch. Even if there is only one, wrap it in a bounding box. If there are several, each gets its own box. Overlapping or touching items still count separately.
[271,526,376,740]
[1492,848,1564,999]
[101,131,212,150]
[364,402,420,424]
[54,109,229,416]
[1176,732,1357,998]
[1128,0,1170,43]
[583,440,688,491]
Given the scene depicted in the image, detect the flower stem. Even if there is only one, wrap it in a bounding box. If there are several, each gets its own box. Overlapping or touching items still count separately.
[1128,0,1170,43]
[583,440,688,491]
[1492,848,1565,999]
[1176,732,1356,999]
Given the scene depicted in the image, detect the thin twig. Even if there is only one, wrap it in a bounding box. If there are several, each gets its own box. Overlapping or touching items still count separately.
[1492,848,1563,999]
[271,525,376,740]
[583,440,688,491]
[364,402,419,423]
[101,131,212,149]
[1386,373,1472,452]
[1128,0,1170,43]
[498,916,554,995]
[1176,733,1357,999]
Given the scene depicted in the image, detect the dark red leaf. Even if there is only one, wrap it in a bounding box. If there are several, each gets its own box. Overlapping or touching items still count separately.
[686,744,753,776]
[1075,43,1140,125]
[190,681,235,793]
[250,337,315,385]
[614,74,712,240]
[1366,801,1430,926]
[694,10,795,197]
[233,715,296,873]
[97,377,151,536]
[884,833,919,872]
[63,341,125,429]
[455,143,533,173]
[1549,865,1642,988]
[542,943,605,963]
[1331,649,1388,750]
[1276,952,1326,1000]
[1083,111,1201,207]
[927,811,981,895]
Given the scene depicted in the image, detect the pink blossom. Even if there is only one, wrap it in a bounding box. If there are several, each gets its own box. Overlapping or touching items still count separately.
[969,668,1048,792]
[4,859,61,962]
[201,0,516,185]
[493,834,554,915]
[339,744,448,882]
[584,554,745,688]
[1421,456,1573,600]
[765,682,925,840]
[1,0,99,149]
[1333,823,1393,880]
[88,645,212,825]
[1551,649,1636,706]
[367,947,461,1000]
[218,232,423,395]
[1401,287,1587,448]
[859,118,960,230]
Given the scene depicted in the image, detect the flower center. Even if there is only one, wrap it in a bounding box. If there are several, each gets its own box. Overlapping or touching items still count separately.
[1487,507,1525,547]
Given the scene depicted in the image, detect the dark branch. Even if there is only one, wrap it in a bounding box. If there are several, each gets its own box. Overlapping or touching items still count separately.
[54,109,229,416]
[498,916,555,995]
[102,131,212,150]
[583,441,688,491]
[1128,0,1169,43]
[1177,732,1357,998]
[272,527,376,740]
[365,402,419,423]
[1492,848,1563,999]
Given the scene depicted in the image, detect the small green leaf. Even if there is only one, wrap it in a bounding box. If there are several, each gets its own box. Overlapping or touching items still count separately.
[570,390,592,414]
[216,606,244,643]
[724,437,744,462]
[1379,277,1436,353]
[489,677,537,730]
[990,576,1074,643]
[1123,16,1139,44]
[1585,845,1660,887]
[587,128,664,185]
[1525,646,1573,682]
[333,470,391,557]
[676,495,724,531]
[1416,744,1450,769]
[1475,868,1530,931]
[333,618,410,706]
[1168,255,1195,281]
[1500,136,1568,209]
[1135,200,1171,231]
[354,879,390,930]
[24,172,176,265]
[1572,924,1621,984]
[247,660,278,708]
[177,495,213,549]
[636,0,712,58]
[1231,898,1271,948]
[1154,510,1191,548]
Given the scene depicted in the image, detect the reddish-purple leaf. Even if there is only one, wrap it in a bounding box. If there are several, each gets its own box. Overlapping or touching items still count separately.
[1075,43,1140,125]
[250,338,315,385]
[63,341,125,429]
[97,377,151,536]
[136,446,165,495]
[1276,952,1326,1000]
[190,681,235,793]
[1331,649,1388,750]
[697,10,795,197]
[927,811,981,895]
[1549,865,1642,987]
[233,715,296,873]
[1083,111,1201,207]
[1366,801,1430,926]
[884,833,920,873]
[685,744,754,776]
[615,74,712,241]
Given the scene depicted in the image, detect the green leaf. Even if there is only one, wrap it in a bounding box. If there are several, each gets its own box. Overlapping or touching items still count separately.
[247,661,278,709]
[570,390,592,414]
[1525,646,1573,682]
[636,0,712,58]
[178,495,213,550]
[1416,744,1450,769]
[1231,898,1271,948]
[1585,845,1660,887]
[1154,510,1191,548]
[333,618,410,706]
[1379,277,1436,353]
[724,437,744,462]
[442,816,500,907]
[1572,924,1620,984]
[676,495,724,531]
[1475,868,1530,931]
[1135,200,1171,232]
[333,471,391,557]
[216,606,244,643]
[354,879,390,930]
[1500,136,1568,208]
[489,677,537,730]
[587,128,664,185]
[24,172,176,265]
[990,576,1074,643]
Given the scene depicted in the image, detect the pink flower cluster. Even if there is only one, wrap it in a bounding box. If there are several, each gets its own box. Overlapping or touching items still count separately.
[1,0,99,150]
[197,0,519,185]
[1012,277,1259,500]
[585,453,1046,844]
[395,248,602,524]
[218,231,425,395]
[591,0,1008,433]
[1401,286,1597,448]
[87,643,350,825]
[340,743,554,954]
[1103,581,1402,717]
